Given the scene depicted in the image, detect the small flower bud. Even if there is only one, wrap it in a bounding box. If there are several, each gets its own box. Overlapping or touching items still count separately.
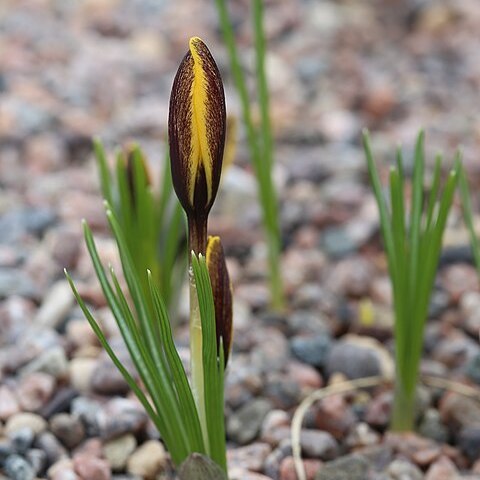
[168,37,226,224]
[206,236,233,366]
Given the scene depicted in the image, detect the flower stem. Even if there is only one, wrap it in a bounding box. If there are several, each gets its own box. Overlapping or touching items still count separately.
[188,216,209,452]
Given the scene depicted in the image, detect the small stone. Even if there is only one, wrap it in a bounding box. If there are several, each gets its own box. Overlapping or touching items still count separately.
[0,385,20,420]
[5,413,47,436]
[25,448,47,476]
[263,374,302,410]
[386,459,423,480]
[103,434,137,471]
[365,390,392,429]
[71,397,101,437]
[126,440,168,479]
[34,280,74,329]
[227,442,271,472]
[327,339,381,379]
[66,319,98,349]
[47,459,80,480]
[345,423,380,449]
[457,426,480,462]
[20,346,69,380]
[315,395,356,440]
[9,428,34,455]
[440,392,480,429]
[260,410,290,446]
[17,372,56,412]
[290,334,332,368]
[425,456,460,480]
[465,352,480,385]
[300,430,338,460]
[90,359,130,396]
[328,257,374,295]
[280,456,322,480]
[97,398,148,440]
[315,454,370,480]
[287,362,323,390]
[35,432,68,465]
[4,454,35,480]
[69,358,97,393]
[227,398,272,445]
[73,454,111,480]
[419,409,449,444]
[50,414,86,450]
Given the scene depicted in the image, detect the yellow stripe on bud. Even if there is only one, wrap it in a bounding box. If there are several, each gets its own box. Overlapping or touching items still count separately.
[206,236,233,366]
[169,37,226,222]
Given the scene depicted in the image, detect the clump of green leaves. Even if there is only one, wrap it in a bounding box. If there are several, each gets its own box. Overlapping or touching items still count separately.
[94,140,185,313]
[215,0,284,310]
[363,130,460,431]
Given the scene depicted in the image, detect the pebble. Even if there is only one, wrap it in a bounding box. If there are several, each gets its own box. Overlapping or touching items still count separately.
[34,281,75,329]
[457,426,480,462]
[20,346,69,380]
[25,448,47,476]
[300,430,338,460]
[227,442,271,472]
[69,358,97,393]
[17,372,56,412]
[35,431,68,465]
[73,454,111,480]
[465,352,480,385]
[3,454,35,480]
[0,385,20,420]
[97,398,148,440]
[418,408,449,444]
[5,413,47,436]
[10,428,35,455]
[279,456,322,480]
[327,257,374,296]
[71,397,101,437]
[227,398,273,445]
[90,358,131,396]
[425,456,460,480]
[327,338,382,379]
[386,459,423,480]
[50,413,86,450]
[439,392,480,429]
[47,458,80,480]
[315,454,370,480]
[103,434,137,471]
[260,410,290,446]
[315,395,356,439]
[290,334,332,368]
[126,440,167,479]
[345,423,380,448]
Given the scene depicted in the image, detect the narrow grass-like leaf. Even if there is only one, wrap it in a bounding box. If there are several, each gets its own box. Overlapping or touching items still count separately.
[191,254,227,472]
[93,138,114,207]
[459,163,480,272]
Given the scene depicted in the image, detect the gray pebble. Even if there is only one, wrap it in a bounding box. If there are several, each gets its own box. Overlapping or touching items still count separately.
[50,413,85,450]
[316,454,371,480]
[300,430,338,460]
[327,342,381,379]
[4,454,35,480]
[291,334,332,368]
[227,398,272,445]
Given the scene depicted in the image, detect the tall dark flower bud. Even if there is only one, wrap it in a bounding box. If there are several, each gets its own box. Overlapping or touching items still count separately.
[169,37,226,254]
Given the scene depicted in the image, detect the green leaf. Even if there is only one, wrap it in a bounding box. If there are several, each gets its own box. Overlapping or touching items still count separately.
[191,253,227,472]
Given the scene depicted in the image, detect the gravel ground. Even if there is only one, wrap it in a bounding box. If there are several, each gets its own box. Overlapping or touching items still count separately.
[2,0,480,479]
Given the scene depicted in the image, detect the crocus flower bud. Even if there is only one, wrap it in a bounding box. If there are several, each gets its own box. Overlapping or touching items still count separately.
[206,236,233,366]
[168,37,226,233]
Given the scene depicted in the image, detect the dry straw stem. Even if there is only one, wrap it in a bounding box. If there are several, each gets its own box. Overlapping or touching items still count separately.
[291,375,480,480]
